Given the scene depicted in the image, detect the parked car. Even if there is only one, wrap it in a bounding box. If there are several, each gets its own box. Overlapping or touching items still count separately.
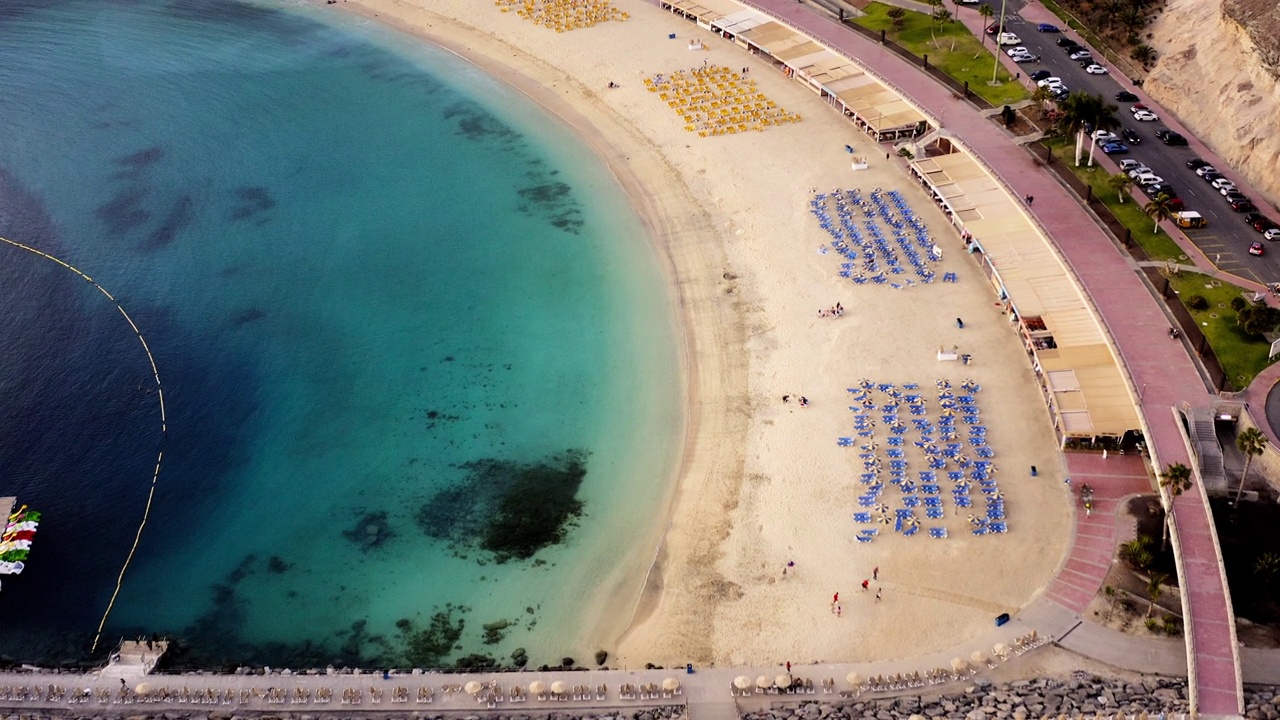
[1084,63,1108,74]
[1134,173,1165,186]
[1051,88,1069,101]
[986,23,1000,35]
[1037,23,1060,32]
[1030,70,1052,81]
[1127,165,1153,178]
[1195,165,1218,177]
[1101,142,1128,155]
[1145,183,1176,198]
[1174,211,1206,229]
[1211,177,1236,191]
[1265,228,1280,241]
[1219,185,1240,197]
[1249,241,1265,256]
[1160,131,1187,145]
[1202,172,1226,185]
[1132,110,1158,121]
[1167,197,1186,211]
[1229,199,1258,213]
[1069,50,1093,61]
[1257,218,1279,233]
[1186,158,1210,170]
[1115,91,1139,102]
[1092,129,1118,143]
[1119,159,1144,171]
[998,33,1022,46]
[1120,128,1141,145]
[1057,37,1079,47]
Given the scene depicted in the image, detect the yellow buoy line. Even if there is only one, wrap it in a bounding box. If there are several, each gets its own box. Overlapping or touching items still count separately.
[0,236,166,653]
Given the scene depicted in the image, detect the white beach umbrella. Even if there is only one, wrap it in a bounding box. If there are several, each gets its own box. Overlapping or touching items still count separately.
[134,683,152,695]
[529,681,546,695]
[950,657,967,672]
[662,678,680,691]
[756,675,771,689]
[775,674,792,689]
[464,681,483,695]
[550,681,567,695]
[846,672,862,686]
[970,650,987,664]
[733,676,752,690]
[993,642,1009,657]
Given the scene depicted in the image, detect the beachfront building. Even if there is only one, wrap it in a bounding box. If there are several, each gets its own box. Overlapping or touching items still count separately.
[658,0,929,142]
[902,143,1143,449]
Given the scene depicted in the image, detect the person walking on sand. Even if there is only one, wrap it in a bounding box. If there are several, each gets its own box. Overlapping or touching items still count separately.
[875,589,882,602]
[786,661,791,673]
[873,566,879,581]
[861,579,869,590]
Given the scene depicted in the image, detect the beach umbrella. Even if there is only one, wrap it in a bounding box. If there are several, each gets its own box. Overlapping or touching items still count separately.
[464,681,483,695]
[733,676,752,690]
[550,681,567,695]
[845,672,862,686]
[993,642,1009,657]
[775,674,792,689]
[970,651,987,664]
[134,683,152,694]
[950,657,967,672]
[756,675,771,689]
[529,681,546,695]
[662,678,680,691]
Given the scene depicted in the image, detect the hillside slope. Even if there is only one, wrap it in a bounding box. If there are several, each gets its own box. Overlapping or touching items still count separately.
[1144,0,1280,211]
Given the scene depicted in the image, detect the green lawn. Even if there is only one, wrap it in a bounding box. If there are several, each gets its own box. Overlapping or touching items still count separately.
[1041,135,1184,261]
[851,3,1028,106]
[1165,272,1276,388]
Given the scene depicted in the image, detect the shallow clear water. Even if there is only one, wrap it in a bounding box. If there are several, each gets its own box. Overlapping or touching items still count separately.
[0,0,679,668]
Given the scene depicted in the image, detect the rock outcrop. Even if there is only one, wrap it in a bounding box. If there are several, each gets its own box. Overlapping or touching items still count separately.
[1144,0,1280,210]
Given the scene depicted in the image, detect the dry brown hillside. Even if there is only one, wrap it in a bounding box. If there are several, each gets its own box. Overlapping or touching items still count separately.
[1143,0,1280,211]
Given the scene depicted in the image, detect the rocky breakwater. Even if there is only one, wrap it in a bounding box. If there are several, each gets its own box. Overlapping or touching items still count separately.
[1245,686,1280,720]
[1144,0,1280,210]
[0,707,686,720]
[744,676,1196,720]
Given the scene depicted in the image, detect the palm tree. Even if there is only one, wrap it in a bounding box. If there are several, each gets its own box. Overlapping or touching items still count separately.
[926,0,942,47]
[1056,92,1098,166]
[887,6,907,31]
[1159,462,1192,551]
[1131,44,1156,64]
[1107,172,1134,203]
[1145,572,1168,618]
[977,4,994,47]
[1086,100,1121,167]
[1144,193,1176,232]
[1030,85,1055,119]
[1233,427,1267,506]
[1256,552,1280,600]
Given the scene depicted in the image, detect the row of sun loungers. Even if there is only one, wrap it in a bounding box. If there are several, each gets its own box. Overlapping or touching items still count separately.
[843,379,1007,543]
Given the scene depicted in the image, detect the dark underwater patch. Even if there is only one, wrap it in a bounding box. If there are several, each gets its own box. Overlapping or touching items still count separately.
[144,193,194,250]
[229,186,275,221]
[516,181,584,235]
[417,449,589,563]
[95,185,151,234]
[443,102,520,144]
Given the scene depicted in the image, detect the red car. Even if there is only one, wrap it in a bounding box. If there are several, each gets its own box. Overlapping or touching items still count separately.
[1249,241,1265,256]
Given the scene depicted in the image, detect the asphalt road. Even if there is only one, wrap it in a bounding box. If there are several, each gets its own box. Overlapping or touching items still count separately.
[983,5,1280,284]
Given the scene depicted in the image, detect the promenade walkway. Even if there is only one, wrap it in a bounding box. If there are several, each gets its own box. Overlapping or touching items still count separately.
[732,0,1241,713]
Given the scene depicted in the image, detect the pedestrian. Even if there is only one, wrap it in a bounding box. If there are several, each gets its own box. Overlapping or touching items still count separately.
[836,604,842,617]
[862,579,869,590]
[798,396,809,407]
[833,592,839,604]
[956,317,964,329]
[783,394,791,403]
[873,566,879,581]
[1027,195,1035,205]
[875,589,882,602]
[886,152,891,160]
[786,661,791,673]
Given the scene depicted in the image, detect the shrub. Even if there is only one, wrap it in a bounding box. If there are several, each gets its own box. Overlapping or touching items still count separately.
[1144,617,1161,632]
[1187,294,1209,310]
[1230,296,1247,312]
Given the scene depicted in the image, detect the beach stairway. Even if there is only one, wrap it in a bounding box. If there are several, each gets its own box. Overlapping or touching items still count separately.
[1184,405,1226,495]
[894,129,940,159]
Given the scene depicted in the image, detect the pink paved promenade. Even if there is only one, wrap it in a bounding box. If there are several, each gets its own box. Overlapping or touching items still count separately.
[1044,454,1152,613]
[733,1,1242,713]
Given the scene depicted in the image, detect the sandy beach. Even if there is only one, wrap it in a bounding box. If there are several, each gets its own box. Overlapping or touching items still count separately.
[327,0,1074,668]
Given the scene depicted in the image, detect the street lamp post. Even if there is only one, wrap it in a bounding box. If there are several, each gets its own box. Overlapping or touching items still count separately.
[991,0,1008,84]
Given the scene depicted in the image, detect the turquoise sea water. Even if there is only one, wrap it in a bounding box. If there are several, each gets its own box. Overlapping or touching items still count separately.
[0,0,680,668]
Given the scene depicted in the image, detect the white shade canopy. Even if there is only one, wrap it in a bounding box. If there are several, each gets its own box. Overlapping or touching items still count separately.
[134,683,152,694]
[971,651,987,664]
[951,657,968,671]
[464,681,483,695]
[756,675,771,689]
[733,675,752,689]
[662,678,680,691]
[528,681,546,695]
[846,672,862,686]
[550,681,568,694]
[775,674,792,688]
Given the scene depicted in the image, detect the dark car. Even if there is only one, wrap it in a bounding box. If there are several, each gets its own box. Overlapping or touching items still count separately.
[1230,199,1258,213]
[1257,217,1280,233]
[1057,37,1079,47]
[1030,70,1052,81]
[1101,142,1128,155]
[1037,23,1060,32]
[1186,158,1210,170]
[1115,91,1139,102]
[986,23,1000,35]
[1145,183,1176,198]
[1202,171,1226,184]
[1120,128,1141,145]
[1161,131,1187,146]
[1167,197,1186,212]
[1051,88,1069,101]
[1223,191,1249,203]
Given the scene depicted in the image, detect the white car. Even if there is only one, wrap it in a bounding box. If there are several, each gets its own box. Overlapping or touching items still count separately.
[1264,228,1280,241]
[1127,165,1153,178]
[1036,77,1064,88]
[1093,132,1119,146]
[1132,110,1159,121]
[1211,177,1235,191]
[1219,185,1239,196]
[1084,64,1108,74]
[998,33,1022,46]
[1119,159,1144,171]
[1134,173,1165,186]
